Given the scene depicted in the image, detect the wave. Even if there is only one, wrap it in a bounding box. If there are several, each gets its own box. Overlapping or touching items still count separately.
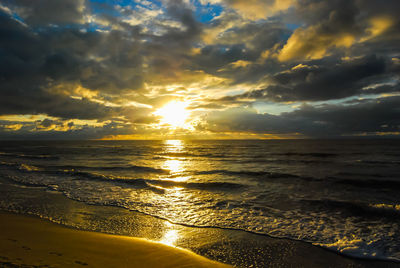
[327,176,400,189]
[2,160,302,182]
[0,161,41,171]
[0,152,59,160]
[160,152,227,158]
[1,163,245,193]
[95,165,169,174]
[237,158,333,165]
[149,180,245,191]
[0,161,168,175]
[335,172,387,178]
[195,169,300,178]
[277,152,338,158]
[0,174,49,188]
[354,160,400,165]
[301,199,400,220]
[7,160,400,192]
[68,172,246,192]
[369,203,400,213]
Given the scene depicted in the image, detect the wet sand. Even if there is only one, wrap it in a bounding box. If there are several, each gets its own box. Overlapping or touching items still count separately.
[1,211,400,268]
[0,212,230,267]
[1,178,400,267]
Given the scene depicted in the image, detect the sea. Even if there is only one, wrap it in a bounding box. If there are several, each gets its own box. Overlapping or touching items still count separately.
[0,139,399,262]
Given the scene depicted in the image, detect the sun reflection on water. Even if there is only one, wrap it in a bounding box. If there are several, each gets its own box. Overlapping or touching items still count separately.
[163,159,190,182]
[163,159,182,173]
[164,140,184,151]
[162,140,190,182]
[159,222,180,247]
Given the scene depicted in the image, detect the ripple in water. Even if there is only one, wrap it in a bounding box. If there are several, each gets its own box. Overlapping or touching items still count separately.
[0,139,400,261]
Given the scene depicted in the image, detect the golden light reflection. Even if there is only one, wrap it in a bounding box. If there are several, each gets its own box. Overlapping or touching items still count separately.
[159,222,180,247]
[163,159,182,173]
[162,140,189,182]
[172,176,191,182]
[164,140,184,150]
[162,159,190,182]
[154,101,190,128]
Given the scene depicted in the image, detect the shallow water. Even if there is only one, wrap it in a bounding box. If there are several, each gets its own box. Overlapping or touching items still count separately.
[1,140,400,261]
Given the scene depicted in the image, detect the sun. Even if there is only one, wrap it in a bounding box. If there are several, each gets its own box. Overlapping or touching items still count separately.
[154,101,190,128]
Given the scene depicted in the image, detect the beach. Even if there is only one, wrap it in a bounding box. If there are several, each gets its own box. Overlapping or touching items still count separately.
[1,209,400,267]
[0,211,230,268]
[1,140,400,267]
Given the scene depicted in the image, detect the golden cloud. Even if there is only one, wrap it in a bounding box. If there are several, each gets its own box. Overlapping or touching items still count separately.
[228,0,293,20]
[278,26,356,61]
[361,16,394,42]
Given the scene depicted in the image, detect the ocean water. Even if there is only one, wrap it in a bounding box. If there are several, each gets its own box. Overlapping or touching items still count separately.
[0,139,400,261]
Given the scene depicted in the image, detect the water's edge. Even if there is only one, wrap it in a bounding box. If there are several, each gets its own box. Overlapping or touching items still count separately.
[1,177,400,268]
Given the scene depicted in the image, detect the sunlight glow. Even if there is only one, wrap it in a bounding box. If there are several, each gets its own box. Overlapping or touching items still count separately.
[162,160,189,183]
[154,101,190,128]
[162,140,189,182]
[159,222,180,246]
[164,139,183,150]
[163,159,182,173]
[160,229,179,246]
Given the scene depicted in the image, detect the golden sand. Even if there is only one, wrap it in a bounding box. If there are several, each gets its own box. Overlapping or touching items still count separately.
[0,212,230,267]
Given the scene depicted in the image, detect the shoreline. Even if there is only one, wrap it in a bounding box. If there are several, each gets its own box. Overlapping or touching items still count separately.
[2,210,400,268]
[0,211,230,267]
[1,178,400,267]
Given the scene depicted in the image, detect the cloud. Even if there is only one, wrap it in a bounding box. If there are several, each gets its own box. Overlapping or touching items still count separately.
[8,0,87,25]
[278,0,360,61]
[200,95,400,137]
[212,55,398,102]
[0,0,399,139]
[224,0,294,20]
[0,1,202,119]
[278,0,400,61]
[278,27,357,61]
[0,9,137,119]
[0,117,135,140]
[201,0,294,20]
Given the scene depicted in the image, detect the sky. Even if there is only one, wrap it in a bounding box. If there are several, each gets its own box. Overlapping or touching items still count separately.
[0,0,399,139]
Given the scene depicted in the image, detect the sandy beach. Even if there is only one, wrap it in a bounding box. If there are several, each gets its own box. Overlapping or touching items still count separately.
[0,211,230,267]
[1,177,400,268]
[1,210,400,268]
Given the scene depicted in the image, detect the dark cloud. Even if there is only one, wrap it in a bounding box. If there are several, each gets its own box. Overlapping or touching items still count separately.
[278,0,361,61]
[0,0,399,138]
[213,55,399,102]
[0,10,129,119]
[192,19,289,83]
[278,0,400,61]
[0,119,134,140]
[200,95,400,137]
[38,119,55,128]
[0,0,204,117]
[5,0,87,25]
[268,55,388,101]
[0,10,147,121]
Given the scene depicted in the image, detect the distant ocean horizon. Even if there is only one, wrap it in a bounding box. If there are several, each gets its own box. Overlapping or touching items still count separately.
[1,139,400,262]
